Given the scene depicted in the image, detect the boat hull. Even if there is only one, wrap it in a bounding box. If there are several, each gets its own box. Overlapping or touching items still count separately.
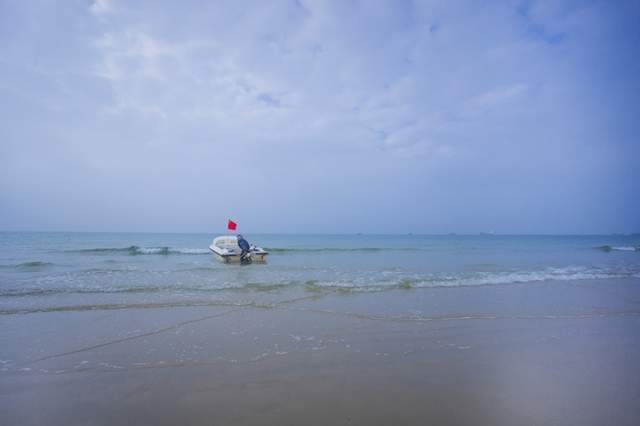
[209,247,268,263]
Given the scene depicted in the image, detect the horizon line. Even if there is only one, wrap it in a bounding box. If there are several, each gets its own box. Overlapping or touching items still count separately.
[0,230,638,237]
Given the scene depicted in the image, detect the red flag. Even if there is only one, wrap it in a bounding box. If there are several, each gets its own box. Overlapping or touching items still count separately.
[227,219,237,230]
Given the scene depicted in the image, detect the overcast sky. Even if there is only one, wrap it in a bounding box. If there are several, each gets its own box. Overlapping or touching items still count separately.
[1,0,638,234]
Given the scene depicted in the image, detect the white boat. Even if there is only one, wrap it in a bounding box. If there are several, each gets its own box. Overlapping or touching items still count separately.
[209,235,269,263]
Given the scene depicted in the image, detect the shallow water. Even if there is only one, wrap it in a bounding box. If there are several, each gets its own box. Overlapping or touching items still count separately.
[1,232,639,315]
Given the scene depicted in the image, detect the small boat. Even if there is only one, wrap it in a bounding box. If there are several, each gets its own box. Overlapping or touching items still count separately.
[209,235,269,263]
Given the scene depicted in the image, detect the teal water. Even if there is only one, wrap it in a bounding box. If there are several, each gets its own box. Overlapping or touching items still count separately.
[1,232,639,315]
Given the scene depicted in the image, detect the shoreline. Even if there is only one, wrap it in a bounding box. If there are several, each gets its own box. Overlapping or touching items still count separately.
[2,278,640,425]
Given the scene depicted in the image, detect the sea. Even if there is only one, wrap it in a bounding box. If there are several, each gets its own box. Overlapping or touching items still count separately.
[1,232,639,316]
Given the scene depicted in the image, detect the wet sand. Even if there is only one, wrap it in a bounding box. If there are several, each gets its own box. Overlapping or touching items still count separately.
[2,279,640,425]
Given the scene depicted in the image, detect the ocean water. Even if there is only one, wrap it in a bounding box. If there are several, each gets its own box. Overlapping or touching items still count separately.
[1,232,639,315]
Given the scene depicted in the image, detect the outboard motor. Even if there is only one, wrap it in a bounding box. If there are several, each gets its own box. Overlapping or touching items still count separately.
[237,234,251,264]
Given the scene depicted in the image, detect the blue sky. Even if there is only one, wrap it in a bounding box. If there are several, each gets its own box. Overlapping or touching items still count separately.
[1,0,638,234]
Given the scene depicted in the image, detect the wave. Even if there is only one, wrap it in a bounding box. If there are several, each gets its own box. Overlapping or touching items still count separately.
[62,244,640,256]
[66,245,394,256]
[0,300,272,316]
[0,279,314,298]
[0,284,216,297]
[0,261,56,271]
[408,267,640,289]
[265,266,640,293]
[3,266,638,298]
[596,245,640,252]
[265,247,420,253]
[68,246,210,256]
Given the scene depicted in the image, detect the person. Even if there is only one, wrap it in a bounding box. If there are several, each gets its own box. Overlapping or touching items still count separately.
[237,234,251,263]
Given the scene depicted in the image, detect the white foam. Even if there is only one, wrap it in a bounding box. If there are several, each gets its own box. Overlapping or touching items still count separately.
[611,246,638,252]
[177,248,210,254]
[136,247,168,254]
[305,265,640,292]
[412,266,639,288]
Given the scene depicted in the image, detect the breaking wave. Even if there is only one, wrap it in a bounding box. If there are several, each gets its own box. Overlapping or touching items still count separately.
[295,266,640,293]
[3,266,639,299]
[68,246,210,255]
[596,245,639,252]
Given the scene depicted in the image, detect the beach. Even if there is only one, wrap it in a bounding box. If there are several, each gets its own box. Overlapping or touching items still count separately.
[1,233,640,425]
[3,0,639,423]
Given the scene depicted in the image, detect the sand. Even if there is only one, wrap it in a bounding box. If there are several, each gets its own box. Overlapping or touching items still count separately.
[1,279,640,425]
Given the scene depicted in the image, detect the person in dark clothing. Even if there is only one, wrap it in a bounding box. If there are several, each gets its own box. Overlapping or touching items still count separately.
[237,234,251,263]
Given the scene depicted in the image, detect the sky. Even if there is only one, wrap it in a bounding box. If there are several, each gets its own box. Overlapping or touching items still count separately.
[1,0,639,234]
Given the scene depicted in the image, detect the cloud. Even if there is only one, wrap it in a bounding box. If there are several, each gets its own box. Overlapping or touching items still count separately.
[0,0,638,233]
[90,0,115,17]
[460,84,528,118]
